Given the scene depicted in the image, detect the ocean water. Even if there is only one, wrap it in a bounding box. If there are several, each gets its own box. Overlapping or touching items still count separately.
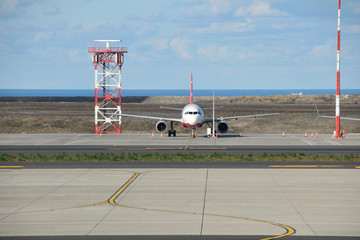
[0,89,359,97]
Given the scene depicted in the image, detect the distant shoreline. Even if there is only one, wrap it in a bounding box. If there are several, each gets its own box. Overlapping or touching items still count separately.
[0,96,147,103]
[1,94,359,105]
[1,89,360,97]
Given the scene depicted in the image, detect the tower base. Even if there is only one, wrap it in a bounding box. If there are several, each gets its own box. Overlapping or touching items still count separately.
[333,130,344,139]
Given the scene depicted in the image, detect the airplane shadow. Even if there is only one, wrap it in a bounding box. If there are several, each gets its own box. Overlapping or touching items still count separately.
[202,134,245,138]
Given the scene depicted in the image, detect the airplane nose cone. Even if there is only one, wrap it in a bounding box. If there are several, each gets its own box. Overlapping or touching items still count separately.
[188,119,197,125]
[188,116,200,126]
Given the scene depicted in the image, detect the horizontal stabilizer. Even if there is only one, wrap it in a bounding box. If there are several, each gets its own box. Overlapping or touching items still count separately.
[160,106,183,111]
[202,107,224,110]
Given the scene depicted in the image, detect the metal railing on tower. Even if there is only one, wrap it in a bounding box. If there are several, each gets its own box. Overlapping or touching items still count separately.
[88,40,128,134]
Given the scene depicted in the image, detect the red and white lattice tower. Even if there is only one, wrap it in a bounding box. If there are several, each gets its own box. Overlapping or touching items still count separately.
[88,40,128,134]
[334,0,342,139]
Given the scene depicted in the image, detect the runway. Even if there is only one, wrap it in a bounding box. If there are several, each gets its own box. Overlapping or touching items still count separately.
[0,167,359,239]
[1,133,359,239]
[1,161,359,169]
[0,133,360,155]
[2,144,360,155]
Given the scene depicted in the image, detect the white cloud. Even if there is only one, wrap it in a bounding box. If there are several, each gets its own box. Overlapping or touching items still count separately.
[0,0,19,16]
[43,5,59,15]
[222,68,233,77]
[235,0,288,17]
[149,39,168,51]
[346,24,360,34]
[307,41,334,59]
[310,65,331,74]
[235,52,246,60]
[197,44,229,59]
[81,21,109,32]
[170,38,192,60]
[149,10,167,22]
[0,42,10,52]
[69,49,80,61]
[34,31,53,42]
[349,1,360,14]
[208,0,232,15]
[191,20,254,34]
[187,0,233,16]
[272,23,289,30]
[135,23,154,36]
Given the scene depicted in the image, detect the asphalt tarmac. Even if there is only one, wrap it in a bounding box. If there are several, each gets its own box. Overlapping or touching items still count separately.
[0,167,359,239]
[1,133,359,239]
[1,161,359,169]
[0,235,359,239]
[0,133,359,155]
[1,144,360,155]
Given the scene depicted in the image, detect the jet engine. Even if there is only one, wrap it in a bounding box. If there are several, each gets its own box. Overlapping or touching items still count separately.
[156,121,167,132]
[217,121,229,133]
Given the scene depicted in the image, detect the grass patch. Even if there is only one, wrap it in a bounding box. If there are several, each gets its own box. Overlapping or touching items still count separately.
[0,153,359,162]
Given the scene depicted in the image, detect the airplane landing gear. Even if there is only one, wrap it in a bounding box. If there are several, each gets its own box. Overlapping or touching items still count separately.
[168,121,177,137]
[168,129,176,137]
[191,129,197,138]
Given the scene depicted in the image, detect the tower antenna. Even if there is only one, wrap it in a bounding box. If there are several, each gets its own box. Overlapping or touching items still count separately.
[88,40,128,134]
[334,0,342,139]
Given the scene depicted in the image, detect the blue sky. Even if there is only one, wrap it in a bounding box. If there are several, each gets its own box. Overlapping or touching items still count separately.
[0,0,359,90]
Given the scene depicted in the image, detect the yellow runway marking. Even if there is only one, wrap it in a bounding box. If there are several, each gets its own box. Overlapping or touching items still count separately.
[4,173,141,215]
[108,147,185,150]
[0,166,24,168]
[108,172,140,205]
[146,147,183,150]
[207,213,295,240]
[111,203,296,240]
[107,171,296,240]
[270,165,344,168]
[10,201,108,215]
[107,148,147,151]
[184,137,194,150]
[108,146,227,151]
[3,170,296,239]
[189,147,227,150]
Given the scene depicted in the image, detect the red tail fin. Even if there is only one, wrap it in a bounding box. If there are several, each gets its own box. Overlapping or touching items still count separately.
[190,73,193,104]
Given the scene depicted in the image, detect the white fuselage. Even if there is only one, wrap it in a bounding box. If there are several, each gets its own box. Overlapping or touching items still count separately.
[181,104,204,128]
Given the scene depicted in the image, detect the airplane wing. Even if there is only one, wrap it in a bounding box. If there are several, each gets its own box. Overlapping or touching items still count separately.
[220,113,280,120]
[317,115,360,121]
[315,104,360,121]
[203,113,280,122]
[118,113,182,122]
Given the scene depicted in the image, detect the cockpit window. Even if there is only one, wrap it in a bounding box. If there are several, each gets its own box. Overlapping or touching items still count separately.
[185,110,202,116]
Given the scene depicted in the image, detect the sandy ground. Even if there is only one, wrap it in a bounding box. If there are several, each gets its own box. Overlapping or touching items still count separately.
[1,95,359,134]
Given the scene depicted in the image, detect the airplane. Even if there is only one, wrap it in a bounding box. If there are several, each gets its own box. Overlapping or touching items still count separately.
[118,74,280,137]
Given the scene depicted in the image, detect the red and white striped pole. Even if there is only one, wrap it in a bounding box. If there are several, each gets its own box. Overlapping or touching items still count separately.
[334,0,342,139]
[190,73,193,104]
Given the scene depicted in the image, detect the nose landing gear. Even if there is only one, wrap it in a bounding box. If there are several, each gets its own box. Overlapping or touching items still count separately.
[191,129,197,138]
